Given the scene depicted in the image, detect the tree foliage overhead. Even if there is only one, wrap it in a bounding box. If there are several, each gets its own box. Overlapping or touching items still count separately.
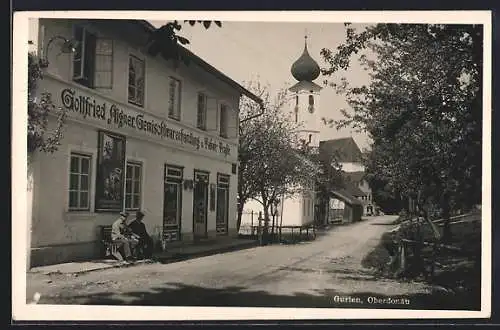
[28,52,67,154]
[320,23,483,224]
[147,20,222,65]
[237,81,318,230]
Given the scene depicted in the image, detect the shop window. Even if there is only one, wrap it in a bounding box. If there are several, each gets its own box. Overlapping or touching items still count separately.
[73,26,113,89]
[197,92,207,130]
[168,77,182,120]
[216,174,230,235]
[124,161,142,210]
[219,104,228,138]
[128,55,145,107]
[68,153,92,211]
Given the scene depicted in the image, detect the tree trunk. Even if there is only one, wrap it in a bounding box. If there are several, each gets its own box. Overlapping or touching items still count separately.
[236,199,245,232]
[262,200,270,244]
[271,213,275,238]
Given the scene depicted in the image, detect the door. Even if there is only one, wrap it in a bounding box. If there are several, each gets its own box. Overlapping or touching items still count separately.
[193,171,209,239]
[216,174,230,235]
[163,165,183,242]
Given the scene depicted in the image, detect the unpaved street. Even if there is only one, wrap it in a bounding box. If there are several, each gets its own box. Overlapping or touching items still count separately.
[27,216,457,309]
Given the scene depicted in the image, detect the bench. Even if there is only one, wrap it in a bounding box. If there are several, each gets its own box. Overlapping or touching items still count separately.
[99,225,124,261]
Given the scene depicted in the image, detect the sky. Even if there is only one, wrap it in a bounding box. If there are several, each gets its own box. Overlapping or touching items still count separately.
[150,20,373,151]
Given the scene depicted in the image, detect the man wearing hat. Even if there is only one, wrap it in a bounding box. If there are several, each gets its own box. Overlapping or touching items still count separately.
[111,211,137,261]
[128,210,154,259]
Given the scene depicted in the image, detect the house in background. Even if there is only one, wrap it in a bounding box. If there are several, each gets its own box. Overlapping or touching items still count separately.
[319,137,377,223]
[27,18,262,267]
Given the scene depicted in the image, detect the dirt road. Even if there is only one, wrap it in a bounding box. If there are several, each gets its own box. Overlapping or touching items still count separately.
[27,216,459,309]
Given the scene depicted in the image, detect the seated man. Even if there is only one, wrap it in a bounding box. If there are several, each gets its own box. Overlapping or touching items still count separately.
[111,211,138,261]
[128,210,154,259]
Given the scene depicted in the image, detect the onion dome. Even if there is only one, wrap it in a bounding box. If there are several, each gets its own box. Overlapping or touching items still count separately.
[291,36,320,82]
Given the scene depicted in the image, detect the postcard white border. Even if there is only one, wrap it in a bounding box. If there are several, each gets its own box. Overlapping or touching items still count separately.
[12,10,492,321]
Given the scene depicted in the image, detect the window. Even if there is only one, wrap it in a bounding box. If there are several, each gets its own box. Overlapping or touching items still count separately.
[219,104,228,138]
[308,94,315,113]
[68,153,92,211]
[125,162,142,210]
[128,55,145,107]
[197,92,207,130]
[73,26,113,89]
[168,77,182,120]
[216,174,230,235]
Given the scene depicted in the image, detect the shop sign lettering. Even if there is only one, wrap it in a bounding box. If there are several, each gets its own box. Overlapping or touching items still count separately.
[61,88,231,156]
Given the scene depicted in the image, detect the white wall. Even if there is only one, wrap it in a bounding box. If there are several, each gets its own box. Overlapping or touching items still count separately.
[240,189,315,228]
[340,162,365,173]
[286,89,322,148]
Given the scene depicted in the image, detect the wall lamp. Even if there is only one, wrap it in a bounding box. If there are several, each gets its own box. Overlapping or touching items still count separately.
[39,36,79,68]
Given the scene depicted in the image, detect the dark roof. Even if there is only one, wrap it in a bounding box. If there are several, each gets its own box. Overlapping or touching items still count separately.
[134,20,263,107]
[319,137,364,163]
[344,182,367,197]
[330,189,364,206]
[343,171,366,184]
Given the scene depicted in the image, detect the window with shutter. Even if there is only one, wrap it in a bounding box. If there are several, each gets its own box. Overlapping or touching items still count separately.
[72,25,114,89]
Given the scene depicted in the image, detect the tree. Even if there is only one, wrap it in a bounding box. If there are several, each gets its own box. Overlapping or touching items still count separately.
[312,145,344,225]
[320,24,483,242]
[147,20,222,64]
[28,52,67,154]
[238,82,318,239]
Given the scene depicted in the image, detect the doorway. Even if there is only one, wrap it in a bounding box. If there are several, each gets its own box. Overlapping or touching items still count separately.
[193,170,209,240]
[163,165,183,242]
[216,173,230,235]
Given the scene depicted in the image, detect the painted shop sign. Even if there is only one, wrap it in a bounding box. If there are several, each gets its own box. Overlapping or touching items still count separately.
[60,88,232,157]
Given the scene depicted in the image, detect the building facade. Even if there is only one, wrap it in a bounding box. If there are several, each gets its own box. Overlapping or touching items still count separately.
[28,18,261,267]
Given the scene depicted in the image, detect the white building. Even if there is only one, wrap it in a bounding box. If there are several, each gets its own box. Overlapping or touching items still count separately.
[27,18,262,267]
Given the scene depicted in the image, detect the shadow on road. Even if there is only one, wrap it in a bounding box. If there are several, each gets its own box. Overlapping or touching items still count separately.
[39,281,479,311]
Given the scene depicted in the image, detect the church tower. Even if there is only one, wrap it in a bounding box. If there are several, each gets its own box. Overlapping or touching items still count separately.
[289,35,323,149]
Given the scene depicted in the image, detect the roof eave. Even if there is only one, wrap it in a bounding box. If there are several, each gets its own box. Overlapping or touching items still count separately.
[135,20,263,108]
